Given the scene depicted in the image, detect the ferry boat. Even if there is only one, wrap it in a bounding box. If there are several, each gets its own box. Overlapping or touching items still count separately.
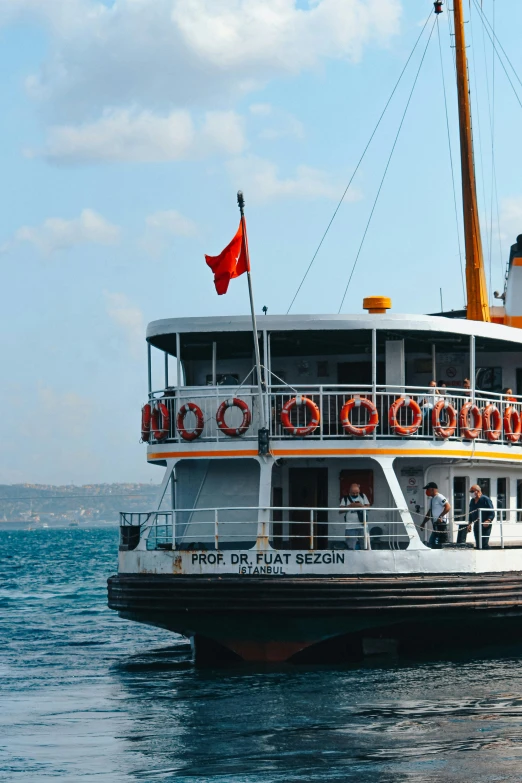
[108,1,522,662]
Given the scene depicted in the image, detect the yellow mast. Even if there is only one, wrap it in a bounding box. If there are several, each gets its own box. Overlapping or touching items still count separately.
[451,0,490,321]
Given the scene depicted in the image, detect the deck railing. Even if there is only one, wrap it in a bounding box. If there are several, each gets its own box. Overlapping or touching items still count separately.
[120,506,408,551]
[121,507,522,552]
[145,384,522,448]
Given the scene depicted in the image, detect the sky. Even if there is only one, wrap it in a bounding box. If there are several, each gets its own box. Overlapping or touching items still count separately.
[1,0,522,484]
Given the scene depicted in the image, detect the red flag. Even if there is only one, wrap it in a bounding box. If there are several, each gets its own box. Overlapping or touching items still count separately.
[205,219,249,295]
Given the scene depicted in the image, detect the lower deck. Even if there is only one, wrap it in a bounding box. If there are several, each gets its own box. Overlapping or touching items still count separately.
[120,454,522,560]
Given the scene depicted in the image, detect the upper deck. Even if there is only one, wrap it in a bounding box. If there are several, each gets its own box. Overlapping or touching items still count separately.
[143,312,522,461]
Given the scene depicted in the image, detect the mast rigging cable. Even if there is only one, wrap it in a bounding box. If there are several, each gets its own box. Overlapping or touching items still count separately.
[337,17,437,313]
[286,9,434,314]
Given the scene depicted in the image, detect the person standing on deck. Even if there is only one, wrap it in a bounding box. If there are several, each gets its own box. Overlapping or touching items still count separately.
[420,482,451,548]
[339,483,371,550]
[468,484,495,549]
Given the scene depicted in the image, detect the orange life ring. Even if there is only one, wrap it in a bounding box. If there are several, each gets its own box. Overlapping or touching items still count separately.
[141,403,152,442]
[459,402,482,440]
[503,406,522,443]
[389,396,422,436]
[216,398,252,437]
[176,402,204,441]
[432,399,457,439]
[340,397,379,436]
[281,396,320,436]
[151,401,170,441]
[483,404,502,442]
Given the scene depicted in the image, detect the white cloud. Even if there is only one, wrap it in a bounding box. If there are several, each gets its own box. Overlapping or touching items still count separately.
[37,108,245,163]
[146,210,197,237]
[104,291,144,359]
[142,209,197,256]
[227,154,360,202]
[249,103,273,116]
[499,197,522,244]
[3,0,401,122]
[13,209,120,255]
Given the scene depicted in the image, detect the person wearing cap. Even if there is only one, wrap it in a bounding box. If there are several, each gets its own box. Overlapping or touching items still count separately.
[420,482,451,548]
[468,484,495,549]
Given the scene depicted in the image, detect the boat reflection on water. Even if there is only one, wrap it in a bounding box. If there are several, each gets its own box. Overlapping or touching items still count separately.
[111,642,522,782]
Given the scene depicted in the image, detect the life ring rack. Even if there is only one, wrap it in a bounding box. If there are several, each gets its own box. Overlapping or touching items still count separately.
[389,396,422,436]
[177,402,204,441]
[340,397,379,437]
[280,395,320,437]
[216,397,252,437]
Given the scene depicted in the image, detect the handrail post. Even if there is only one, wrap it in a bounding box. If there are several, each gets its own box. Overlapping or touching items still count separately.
[214,508,219,551]
[372,328,377,440]
[172,510,177,549]
[309,509,314,551]
[319,384,320,440]
[479,508,483,549]
[363,509,369,550]
[500,510,504,549]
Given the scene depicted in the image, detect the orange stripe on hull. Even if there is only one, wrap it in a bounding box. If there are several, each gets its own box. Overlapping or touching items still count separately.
[148,446,522,461]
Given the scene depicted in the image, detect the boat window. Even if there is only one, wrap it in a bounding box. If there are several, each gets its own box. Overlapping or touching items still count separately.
[476,367,502,393]
[317,361,329,378]
[497,478,508,521]
[453,477,467,525]
[205,373,239,386]
[477,478,491,497]
[517,369,522,396]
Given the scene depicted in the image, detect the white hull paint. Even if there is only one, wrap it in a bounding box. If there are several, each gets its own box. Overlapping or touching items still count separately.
[119,547,522,577]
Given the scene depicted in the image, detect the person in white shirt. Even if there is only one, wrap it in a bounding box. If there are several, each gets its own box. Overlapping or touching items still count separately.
[339,482,371,550]
[420,481,451,548]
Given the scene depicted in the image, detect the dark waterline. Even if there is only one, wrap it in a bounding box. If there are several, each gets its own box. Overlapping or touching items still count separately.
[3,527,522,782]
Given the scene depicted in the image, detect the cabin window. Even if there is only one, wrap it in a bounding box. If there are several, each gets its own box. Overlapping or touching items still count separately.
[317,361,329,378]
[517,369,522,396]
[453,477,467,525]
[477,478,491,498]
[476,367,502,393]
[205,373,239,386]
[497,478,508,521]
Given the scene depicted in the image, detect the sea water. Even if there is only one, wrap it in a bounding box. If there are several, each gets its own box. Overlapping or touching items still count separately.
[2,526,522,782]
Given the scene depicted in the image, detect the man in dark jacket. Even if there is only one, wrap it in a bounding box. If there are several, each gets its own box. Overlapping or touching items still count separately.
[468,484,495,549]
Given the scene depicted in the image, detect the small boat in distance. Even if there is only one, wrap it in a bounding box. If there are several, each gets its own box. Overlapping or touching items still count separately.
[108,0,522,662]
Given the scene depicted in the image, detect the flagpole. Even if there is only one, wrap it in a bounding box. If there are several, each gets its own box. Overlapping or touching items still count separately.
[237,191,266,431]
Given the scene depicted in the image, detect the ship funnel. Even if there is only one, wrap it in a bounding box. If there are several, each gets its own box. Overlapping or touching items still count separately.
[505,236,522,329]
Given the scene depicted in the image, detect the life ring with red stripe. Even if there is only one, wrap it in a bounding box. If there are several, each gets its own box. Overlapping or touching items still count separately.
[216,398,252,437]
[340,397,379,436]
[432,399,457,439]
[503,406,522,443]
[281,396,320,436]
[483,404,502,442]
[151,401,170,441]
[176,402,204,442]
[389,396,422,436]
[459,402,482,440]
[141,403,152,442]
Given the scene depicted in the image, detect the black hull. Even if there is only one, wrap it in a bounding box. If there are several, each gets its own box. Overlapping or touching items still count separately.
[108,572,522,662]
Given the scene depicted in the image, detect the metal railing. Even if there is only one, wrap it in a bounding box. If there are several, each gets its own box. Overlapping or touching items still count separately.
[145,384,522,447]
[120,506,408,551]
[414,508,522,549]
